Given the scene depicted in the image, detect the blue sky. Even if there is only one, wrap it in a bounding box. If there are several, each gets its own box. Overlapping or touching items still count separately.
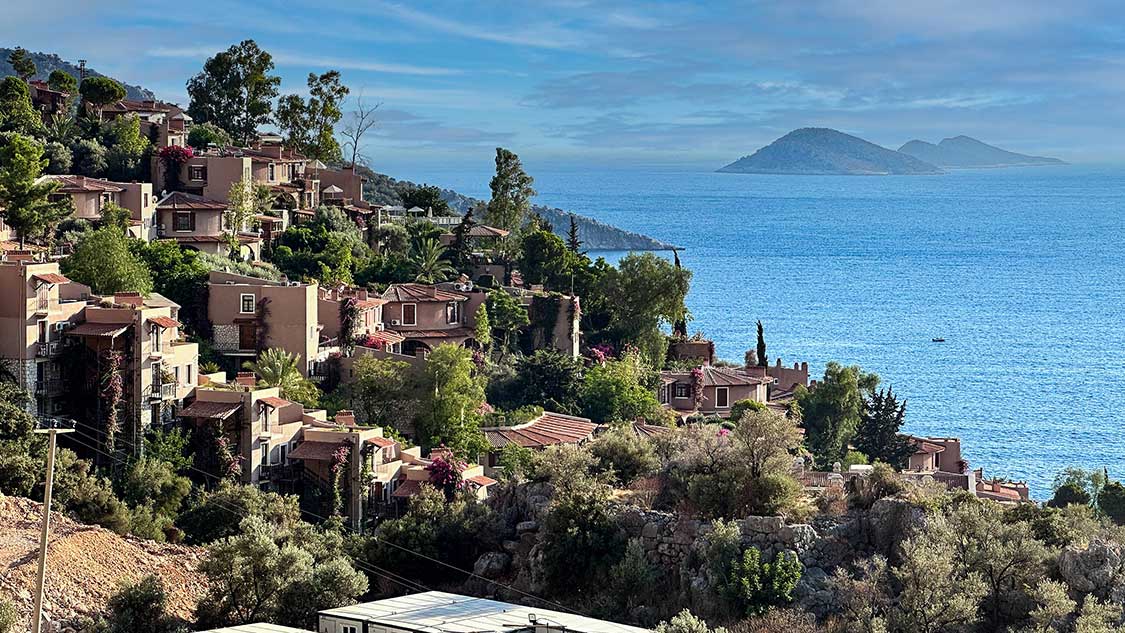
[4,0,1125,172]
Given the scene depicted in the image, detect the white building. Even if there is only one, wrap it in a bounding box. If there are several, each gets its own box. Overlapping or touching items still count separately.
[318,591,650,633]
[200,625,311,633]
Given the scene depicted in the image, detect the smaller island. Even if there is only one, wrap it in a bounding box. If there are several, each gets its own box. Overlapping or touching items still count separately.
[718,127,943,175]
[898,135,1066,168]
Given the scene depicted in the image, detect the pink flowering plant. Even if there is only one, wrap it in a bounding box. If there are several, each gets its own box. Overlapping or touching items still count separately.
[427,453,466,499]
[331,444,351,516]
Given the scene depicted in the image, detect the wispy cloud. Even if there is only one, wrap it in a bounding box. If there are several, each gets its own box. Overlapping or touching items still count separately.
[364,1,583,50]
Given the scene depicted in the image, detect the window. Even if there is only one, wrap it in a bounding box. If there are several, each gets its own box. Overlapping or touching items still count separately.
[187,364,194,385]
[261,440,269,468]
[279,443,287,465]
[37,320,48,344]
[268,163,276,181]
[674,383,690,399]
[446,301,460,324]
[340,625,358,633]
[143,192,150,208]
[151,325,162,350]
[240,294,256,314]
[173,212,194,232]
[189,165,206,181]
[152,362,162,387]
[715,387,730,409]
[402,303,417,326]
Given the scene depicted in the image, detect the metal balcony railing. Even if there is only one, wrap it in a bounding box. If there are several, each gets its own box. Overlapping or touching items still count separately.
[36,341,58,357]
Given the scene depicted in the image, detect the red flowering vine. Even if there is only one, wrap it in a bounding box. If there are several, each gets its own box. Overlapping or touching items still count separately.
[158,145,194,192]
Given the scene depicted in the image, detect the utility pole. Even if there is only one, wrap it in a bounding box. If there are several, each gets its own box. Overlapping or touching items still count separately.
[31,418,74,633]
[77,59,87,81]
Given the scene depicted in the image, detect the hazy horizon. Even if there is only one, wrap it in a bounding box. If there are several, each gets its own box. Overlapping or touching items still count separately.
[4,1,1123,171]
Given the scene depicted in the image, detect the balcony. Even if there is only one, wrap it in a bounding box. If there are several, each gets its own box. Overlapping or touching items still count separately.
[36,341,58,357]
[33,297,50,315]
[148,381,178,402]
[34,378,64,396]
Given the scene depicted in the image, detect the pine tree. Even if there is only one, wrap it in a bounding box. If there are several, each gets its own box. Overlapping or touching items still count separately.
[7,48,36,81]
[0,134,70,247]
[854,387,915,469]
[756,320,768,367]
[566,214,583,253]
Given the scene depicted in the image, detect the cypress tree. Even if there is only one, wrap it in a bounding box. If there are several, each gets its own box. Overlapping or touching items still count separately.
[854,387,915,469]
[756,320,768,367]
[566,214,583,253]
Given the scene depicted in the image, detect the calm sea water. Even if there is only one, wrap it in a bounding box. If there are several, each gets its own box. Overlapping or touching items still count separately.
[397,164,1125,496]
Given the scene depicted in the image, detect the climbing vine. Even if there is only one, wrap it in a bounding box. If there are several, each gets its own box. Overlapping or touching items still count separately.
[691,366,705,410]
[339,297,360,355]
[427,453,466,500]
[100,350,124,454]
[254,296,272,353]
[331,443,351,516]
[214,433,242,480]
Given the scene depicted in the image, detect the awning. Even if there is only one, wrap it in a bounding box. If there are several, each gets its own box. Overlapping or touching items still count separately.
[33,273,70,285]
[288,440,344,461]
[391,479,423,498]
[466,475,498,487]
[179,400,243,420]
[148,316,180,329]
[257,396,293,409]
[68,322,130,338]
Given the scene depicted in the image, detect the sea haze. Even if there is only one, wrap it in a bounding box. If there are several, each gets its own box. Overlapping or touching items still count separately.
[397,164,1125,496]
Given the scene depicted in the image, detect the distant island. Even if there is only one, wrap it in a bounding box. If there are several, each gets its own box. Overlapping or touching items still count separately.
[718,127,943,175]
[898,135,1066,168]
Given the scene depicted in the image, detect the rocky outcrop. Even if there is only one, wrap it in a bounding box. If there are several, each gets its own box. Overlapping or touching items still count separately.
[1059,539,1125,602]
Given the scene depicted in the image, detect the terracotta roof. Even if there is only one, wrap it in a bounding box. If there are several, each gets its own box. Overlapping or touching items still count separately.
[32,273,70,285]
[257,396,293,409]
[482,412,597,449]
[466,474,498,487]
[148,316,180,329]
[156,191,228,211]
[288,440,345,461]
[45,175,125,193]
[68,322,130,337]
[391,479,424,498]
[179,400,243,420]
[367,436,396,448]
[355,298,386,309]
[661,366,772,388]
[381,283,467,303]
[631,422,671,438]
[468,225,510,238]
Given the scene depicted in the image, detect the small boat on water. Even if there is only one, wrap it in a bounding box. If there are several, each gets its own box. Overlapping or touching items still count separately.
[932,337,946,343]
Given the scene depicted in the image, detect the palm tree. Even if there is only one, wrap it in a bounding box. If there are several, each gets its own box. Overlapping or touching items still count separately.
[243,347,319,406]
[410,237,456,283]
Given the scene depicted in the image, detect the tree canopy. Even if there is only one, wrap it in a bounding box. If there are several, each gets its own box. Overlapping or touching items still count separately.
[0,133,70,246]
[186,40,280,144]
[275,70,349,161]
[62,226,154,295]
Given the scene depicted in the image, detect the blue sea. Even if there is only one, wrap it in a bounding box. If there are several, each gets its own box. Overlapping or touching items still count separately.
[395,164,1125,496]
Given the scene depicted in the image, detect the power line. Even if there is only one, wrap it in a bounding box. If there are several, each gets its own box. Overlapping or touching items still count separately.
[67,427,639,632]
[64,430,431,596]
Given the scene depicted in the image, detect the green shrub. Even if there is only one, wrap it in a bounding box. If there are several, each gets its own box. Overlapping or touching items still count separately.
[589,426,659,485]
[726,547,802,617]
[746,473,803,517]
[0,598,16,633]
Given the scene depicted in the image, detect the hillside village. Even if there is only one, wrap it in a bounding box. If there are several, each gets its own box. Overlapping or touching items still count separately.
[1,43,1125,633]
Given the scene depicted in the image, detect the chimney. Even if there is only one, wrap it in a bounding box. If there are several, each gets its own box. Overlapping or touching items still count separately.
[335,410,356,427]
[235,371,257,388]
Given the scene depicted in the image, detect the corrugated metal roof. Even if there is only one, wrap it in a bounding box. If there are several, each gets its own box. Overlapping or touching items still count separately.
[198,624,311,633]
[319,591,650,633]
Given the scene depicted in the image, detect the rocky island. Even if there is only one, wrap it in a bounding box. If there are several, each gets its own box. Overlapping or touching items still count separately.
[718,127,943,175]
[898,135,1067,168]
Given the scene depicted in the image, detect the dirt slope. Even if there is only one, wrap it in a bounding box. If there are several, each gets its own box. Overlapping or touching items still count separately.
[0,494,207,629]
